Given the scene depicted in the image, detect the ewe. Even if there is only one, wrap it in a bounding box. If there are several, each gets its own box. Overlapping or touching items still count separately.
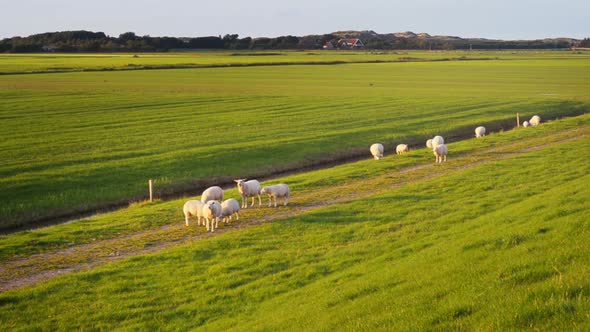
[220,198,240,223]
[261,184,290,207]
[523,121,530,128]
[202,200,222,232]
[396,144,409,155]
[370,143,384,160]
[182,200,205,226]
[530,115,541,126]
[234,179,262,208]
[201,186,224,203]
[475,126,486,138]
[426,139,433,149]
[432,136,445,149]
[433,144,448,163]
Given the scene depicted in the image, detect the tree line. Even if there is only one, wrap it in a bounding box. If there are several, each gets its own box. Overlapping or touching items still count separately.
[0,30,585,53]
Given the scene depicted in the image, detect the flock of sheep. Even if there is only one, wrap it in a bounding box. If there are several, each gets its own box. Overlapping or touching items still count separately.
[183,179,290,232]
[183,115,541,232]
[371,115,541,163]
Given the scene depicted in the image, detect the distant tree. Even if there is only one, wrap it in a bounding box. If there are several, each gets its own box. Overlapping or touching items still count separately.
[118,32,138,43]
[580,38,590,47]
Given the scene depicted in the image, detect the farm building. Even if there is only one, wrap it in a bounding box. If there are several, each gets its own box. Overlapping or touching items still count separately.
[337,38,365,49]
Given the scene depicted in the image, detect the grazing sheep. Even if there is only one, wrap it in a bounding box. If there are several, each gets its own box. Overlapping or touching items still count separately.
[523,120,530,128]
[234,179,262,208]
[220,198,240,224]
[370,143,384,160]
[201,186,224,203]
[261,184,290,207]
[426,139,433,149]
[183,200,205,226]
[433,144,448,163]
[530,115,541,126]
[432,136,445,148]
[396,144,409,155]
[475,126,486,138]
[202,200,222,232]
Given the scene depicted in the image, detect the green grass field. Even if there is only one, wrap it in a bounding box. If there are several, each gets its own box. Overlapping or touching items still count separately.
[1,51,589,229]
[0,113,588,330]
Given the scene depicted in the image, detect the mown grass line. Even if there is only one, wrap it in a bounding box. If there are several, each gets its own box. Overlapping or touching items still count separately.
[1,115,588,292]
[0,57,498,76]
[0,117,587,330]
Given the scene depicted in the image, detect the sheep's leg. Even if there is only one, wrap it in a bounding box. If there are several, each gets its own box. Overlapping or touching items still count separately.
[242,196,247,209]
[205,218,210,232]
[444,155,447,162]
[257,194,262,207]
[236,212,239,220]
[215,217,219,230]
[184,215,189,226]
[274,196,277,208]
[284,196,289,206]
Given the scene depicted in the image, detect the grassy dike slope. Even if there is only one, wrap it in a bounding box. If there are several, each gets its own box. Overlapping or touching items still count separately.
[0,116,588,330]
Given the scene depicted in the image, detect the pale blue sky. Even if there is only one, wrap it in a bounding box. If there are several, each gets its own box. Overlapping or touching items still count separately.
[1,0,588,40]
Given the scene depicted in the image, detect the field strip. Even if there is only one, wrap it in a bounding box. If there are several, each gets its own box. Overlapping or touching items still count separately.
[1,124,589,292]
[0,57,496,76]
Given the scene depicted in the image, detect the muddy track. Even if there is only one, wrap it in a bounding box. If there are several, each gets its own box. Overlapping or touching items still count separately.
[1,124,588,292]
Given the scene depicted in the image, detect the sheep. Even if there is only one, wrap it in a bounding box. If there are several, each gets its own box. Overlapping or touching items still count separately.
[202,200,222,232]
[182,200,205,227]
[396,144,409,155]
[261,184,290,207]
[201,186,224,203]
[220,198,240,224]
[523,120,530,128]
[234,179,262,208]
[426,139,433,149]
[530,115,541,126]
[475,126,486,138]
[432,136,445,148]
[370,143,384,160]
[433,144,448,163]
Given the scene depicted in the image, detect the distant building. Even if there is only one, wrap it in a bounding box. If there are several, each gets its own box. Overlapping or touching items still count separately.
[322,41,335,49]
[41,45,57,52]
[337,38,364,49]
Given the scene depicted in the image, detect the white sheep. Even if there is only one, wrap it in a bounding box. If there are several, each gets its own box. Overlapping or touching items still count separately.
[396,144,409,155]
[182,200,205,226]
[220,198,240,224]
[433,144,448,163]
[426,139,433,149]
[370,143,384,160]
[202,200,222,232]
[432,135,445,148]
[523,120,530,128]
[530,115,541,126]
[261,184,290,207]
[475,126,486,138]
[234,179,262,208]
[201,186,224,203]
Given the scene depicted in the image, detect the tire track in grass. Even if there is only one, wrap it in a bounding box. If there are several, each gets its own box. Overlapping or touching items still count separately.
[1,124,589,292]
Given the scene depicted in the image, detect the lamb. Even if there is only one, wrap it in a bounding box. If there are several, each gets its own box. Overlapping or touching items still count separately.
[182,200,205,226]
[433,144,448,163]
[261,184,290,207]
[396,144,409,155]
[201,186,224,203]
[202,200,222,232]
[220,198,240,224]
[523,120,530,128]
[370,143,384,160]
[432,135,445,148]
[475,126,486,138]
[530,115,541,126]
[426,139,433,149]
[234,179,262,208]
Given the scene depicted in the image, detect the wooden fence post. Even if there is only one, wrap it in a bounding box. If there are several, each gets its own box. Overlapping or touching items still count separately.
[517,112,520,128]
[149,179,153,202]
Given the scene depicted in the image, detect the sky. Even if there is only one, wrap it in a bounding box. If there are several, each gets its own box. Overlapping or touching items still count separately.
[1,0,588,40]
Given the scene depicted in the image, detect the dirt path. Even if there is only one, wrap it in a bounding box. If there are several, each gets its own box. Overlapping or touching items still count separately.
[1,124,589,292]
